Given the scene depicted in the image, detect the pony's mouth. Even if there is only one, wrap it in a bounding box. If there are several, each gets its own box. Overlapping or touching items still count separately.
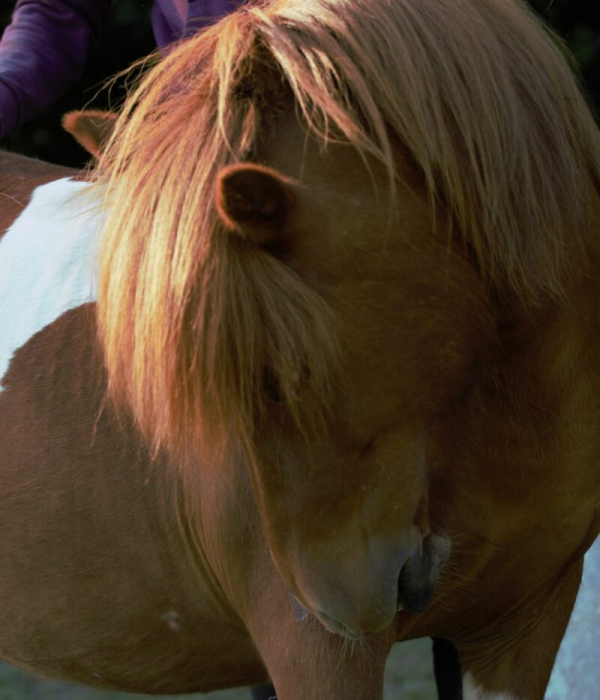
[317,610,366,640]
[287,592,365,639]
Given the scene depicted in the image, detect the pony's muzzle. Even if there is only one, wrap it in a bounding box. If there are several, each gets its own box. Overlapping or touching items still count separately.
[290,531,450,638]
[397,532,451,613]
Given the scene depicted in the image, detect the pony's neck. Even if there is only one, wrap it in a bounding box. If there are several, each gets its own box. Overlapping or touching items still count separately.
[484,281,599,512]
[396,269,600,644]
[421,246,600,624]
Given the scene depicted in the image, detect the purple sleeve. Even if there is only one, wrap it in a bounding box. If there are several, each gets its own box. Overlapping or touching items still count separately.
[153,0,240,47]
[0,0,111,139]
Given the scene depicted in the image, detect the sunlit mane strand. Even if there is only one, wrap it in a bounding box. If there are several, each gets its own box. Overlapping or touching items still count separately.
[95,9,342,461]
[95,0,600,459]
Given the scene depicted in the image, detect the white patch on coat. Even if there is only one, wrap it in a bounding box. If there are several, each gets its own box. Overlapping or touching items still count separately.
[0,178,102,390]
[463,673,520,700]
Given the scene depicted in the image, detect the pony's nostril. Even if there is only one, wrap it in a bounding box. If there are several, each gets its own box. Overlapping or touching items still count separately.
[396,552,435,614]
[397,571,434,613]
[396,533,450,613]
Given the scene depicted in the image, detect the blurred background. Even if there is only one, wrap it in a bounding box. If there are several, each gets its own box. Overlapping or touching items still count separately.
[0,0,599,167]
[0,0,155,166]
[0,0,599,698]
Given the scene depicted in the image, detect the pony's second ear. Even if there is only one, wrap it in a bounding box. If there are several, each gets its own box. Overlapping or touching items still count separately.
[216,164,295,246]
[62,110,118,158]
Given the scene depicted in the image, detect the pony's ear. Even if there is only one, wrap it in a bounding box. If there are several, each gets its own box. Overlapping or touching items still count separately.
[62,110,118,158]
[216,164,296,246]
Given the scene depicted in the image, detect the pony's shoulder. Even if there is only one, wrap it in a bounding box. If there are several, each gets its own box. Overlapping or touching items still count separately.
[0,177,102,391]
[0,150,75,182]
[0,151,78,231]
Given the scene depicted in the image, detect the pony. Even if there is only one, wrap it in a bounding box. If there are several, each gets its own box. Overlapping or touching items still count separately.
[1,1,600,698]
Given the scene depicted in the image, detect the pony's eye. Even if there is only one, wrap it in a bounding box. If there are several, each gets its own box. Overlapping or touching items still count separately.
[263,370,284,403]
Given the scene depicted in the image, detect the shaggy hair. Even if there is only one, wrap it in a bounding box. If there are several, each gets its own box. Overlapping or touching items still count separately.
[94,0,600,459]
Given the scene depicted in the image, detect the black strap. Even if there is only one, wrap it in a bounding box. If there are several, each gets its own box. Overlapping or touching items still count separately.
[432,637,463,700]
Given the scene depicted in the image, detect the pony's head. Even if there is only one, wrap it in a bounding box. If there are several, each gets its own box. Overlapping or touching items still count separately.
[95,0,600,637]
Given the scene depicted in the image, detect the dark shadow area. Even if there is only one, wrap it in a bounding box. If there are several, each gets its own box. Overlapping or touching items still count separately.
[0,0,154,167]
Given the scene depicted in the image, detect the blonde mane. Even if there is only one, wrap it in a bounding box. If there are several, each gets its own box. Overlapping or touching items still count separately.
[95,0,600,458]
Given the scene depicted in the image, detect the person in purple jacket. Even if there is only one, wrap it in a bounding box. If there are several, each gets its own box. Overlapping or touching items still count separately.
[0,0,238,140]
